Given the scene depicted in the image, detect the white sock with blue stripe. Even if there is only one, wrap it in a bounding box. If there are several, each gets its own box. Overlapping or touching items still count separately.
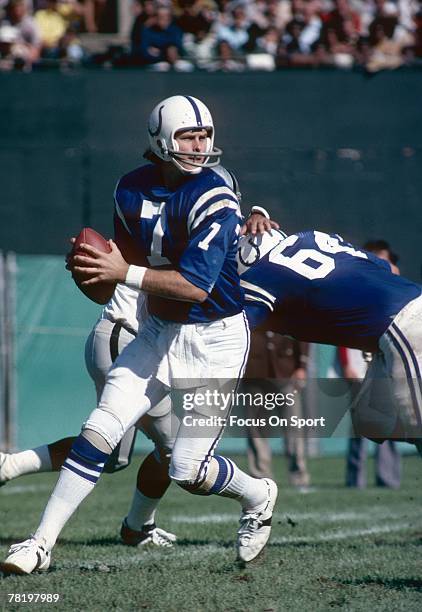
[34,436,109,550]
[209,456,268,512]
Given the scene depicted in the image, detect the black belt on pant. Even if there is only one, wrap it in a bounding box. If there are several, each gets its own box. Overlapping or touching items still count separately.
[109,321,136,363]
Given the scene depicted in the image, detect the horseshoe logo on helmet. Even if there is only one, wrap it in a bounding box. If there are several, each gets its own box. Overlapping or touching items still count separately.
[148,105,164,137]
[238,237,260,268]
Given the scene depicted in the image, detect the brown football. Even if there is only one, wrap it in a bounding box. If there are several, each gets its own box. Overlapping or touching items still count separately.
[71,228,115,304]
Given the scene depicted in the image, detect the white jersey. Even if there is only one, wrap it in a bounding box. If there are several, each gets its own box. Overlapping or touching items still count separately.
[100,283,145,334]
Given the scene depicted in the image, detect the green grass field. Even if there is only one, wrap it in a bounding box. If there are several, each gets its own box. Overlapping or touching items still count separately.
[1,454,421,611]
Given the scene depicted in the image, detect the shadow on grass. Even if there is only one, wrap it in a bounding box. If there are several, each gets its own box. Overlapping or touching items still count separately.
[176,538,232,548]
[63,536,232,548]
[372,532,422,547]
[0,536,235,549]
[339,576,422,592]
[0,536,121,548]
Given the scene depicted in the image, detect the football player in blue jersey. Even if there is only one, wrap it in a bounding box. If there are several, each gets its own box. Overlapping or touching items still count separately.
[2,96,278,574]
[238,230,422,450]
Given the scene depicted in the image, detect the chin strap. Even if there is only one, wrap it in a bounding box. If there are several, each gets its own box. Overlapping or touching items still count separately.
[168,147,223,172]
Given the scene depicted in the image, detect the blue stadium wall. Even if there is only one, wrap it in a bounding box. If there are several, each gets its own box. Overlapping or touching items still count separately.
[1,70,421,452]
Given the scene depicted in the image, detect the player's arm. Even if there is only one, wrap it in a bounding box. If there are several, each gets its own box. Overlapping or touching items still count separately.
[138,268,207,302]
[73,241,207,303]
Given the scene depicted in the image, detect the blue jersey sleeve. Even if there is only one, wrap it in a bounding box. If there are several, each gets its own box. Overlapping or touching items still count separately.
[178,200,242,293]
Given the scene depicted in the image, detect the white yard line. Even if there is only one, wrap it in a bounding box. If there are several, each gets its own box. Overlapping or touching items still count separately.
[172,513,238,524]
[271,523,412,544]
[55,545,224,570]
[171,508,419,525]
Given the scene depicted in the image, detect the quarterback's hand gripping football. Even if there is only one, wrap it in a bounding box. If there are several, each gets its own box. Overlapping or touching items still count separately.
[73,240,129,285]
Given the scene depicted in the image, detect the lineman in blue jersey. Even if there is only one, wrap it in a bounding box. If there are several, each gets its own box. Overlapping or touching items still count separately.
[2,96,278,574]
[238,230,422,448]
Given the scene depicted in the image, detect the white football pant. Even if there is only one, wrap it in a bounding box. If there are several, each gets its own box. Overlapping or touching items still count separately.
[84,312,250,483]
[352,294,422,442]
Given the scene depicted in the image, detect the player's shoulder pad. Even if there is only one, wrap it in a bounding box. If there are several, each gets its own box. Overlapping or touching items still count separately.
[184,169,241,232]
[184,167,236,198]
[211,165,241,201]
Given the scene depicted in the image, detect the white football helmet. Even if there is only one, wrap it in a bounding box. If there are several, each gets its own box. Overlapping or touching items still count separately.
[237,229,287,275]
[147,95,222,174]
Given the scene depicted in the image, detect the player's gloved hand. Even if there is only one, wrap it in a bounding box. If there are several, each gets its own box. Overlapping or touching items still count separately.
[73,240,129,285]
[241,213,279,236]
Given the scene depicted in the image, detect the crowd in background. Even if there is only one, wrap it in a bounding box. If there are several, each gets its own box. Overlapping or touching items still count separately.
[1,0,422,73]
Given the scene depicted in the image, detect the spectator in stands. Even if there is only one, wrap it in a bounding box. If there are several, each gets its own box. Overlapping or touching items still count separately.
[30,0,97,34]
[411,9,422,59]
[130,0,156,63]
[131,4,185,68]
[213,0,232,27]
[321,0,362,38]
[317,18,358,67]
[245,0,289,52]
[278,0,322,66]
[366,15,407,71]
[265,0,291,31]
[214,5,250,52]
[3,0,422,71]
[283,16,305,53]
[34,0,67,57]
[175,0,215,66]
[353,33,371,67]
[342,240,401,489]
[131,0,157,47]
[296,0,322,52]
[175,0,212,37]
[58,20,84,62]
[90,0,118,34]
[0,0,41,70]
[205,37,245,70]
[398,0,421,35]
[255,24,280,56]
[34,0,85,63]
[276,17,309,66]
[245,0,271,33]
